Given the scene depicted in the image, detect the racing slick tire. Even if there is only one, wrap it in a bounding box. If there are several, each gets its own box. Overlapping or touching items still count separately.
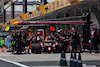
[56,43,63,52]
[34,43,41,54]
[31,43,36,53]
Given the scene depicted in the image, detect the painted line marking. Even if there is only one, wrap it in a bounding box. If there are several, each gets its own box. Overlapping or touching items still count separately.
[0,58,29,67]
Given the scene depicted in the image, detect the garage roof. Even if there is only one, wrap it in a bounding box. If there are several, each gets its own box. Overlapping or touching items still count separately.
[0,0,10,6]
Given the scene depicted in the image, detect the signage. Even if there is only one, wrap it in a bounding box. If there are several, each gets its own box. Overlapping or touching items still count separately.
[50,26,55,31]
[2,0,83,28]
[68,0,82,6]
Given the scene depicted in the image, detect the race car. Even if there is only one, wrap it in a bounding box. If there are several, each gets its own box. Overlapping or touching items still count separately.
[31,40,63,54]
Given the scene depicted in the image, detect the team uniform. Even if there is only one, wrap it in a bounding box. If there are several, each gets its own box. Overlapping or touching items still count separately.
[72,31,80,52]
[94,29,99,53]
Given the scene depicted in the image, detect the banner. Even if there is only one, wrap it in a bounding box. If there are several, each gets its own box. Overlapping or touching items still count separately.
[23,10,40,21]
[45,0,71,13]
[2,22,7,28]
[2,0,83,28]
[10,15,22,24]
[23,0,71,21]
[36,5,46,15]
[20,14,26,21]
[68,0,83,6]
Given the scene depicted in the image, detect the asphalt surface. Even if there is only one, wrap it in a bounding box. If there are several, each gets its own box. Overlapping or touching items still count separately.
[0,60,100,67]
[19,61,60,66]
[0,60,20,67]
[0,58,100,67]
[19,60,100,66]
[0,52,100,67]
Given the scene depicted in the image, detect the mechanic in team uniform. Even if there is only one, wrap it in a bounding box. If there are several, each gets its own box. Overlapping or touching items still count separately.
[60,33,66,51]
[71,28,80,52]
[94,28,99,53]
[65,29,72,52]
[59,30,69,52]
[37,33,44,42]
[55,32,61,42]
[26,33,36,54]
[21,31,27,53]
[11,32,16,54]
[16,29,22,54]
[89,29,95,53]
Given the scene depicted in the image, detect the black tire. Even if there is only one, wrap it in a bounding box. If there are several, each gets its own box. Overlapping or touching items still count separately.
[34,43,41,54]
[56,43,63,52]
[31,43,36,53]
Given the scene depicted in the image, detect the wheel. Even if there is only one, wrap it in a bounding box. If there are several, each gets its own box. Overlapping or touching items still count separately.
[31,43,36,53]
[56,43,63,52]
[34,43,41,54]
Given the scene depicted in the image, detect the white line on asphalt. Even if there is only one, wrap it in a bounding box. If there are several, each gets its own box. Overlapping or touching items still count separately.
[0,58,29,67]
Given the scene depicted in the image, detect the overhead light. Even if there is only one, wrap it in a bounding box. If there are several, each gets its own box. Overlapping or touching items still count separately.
[29,12,32,14]
[45,6,48,10]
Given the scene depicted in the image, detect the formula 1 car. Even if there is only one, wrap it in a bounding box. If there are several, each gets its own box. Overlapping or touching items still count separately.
[31,40,63,54]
